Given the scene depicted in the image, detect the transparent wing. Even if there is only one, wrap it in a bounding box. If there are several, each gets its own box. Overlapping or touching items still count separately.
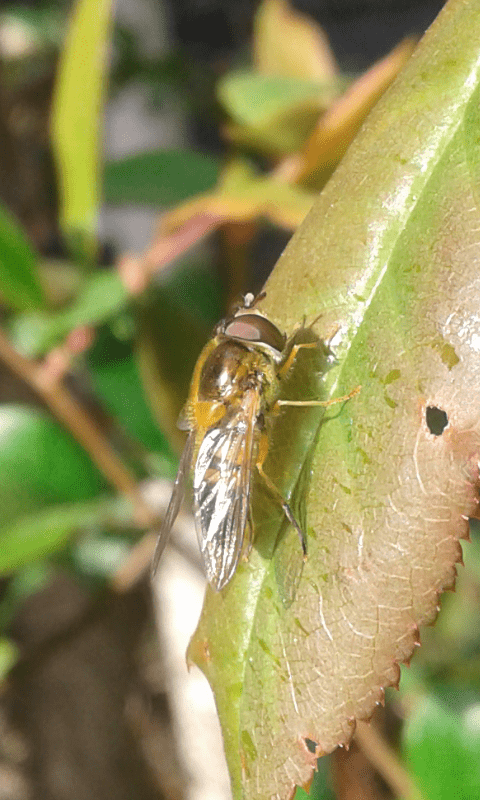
[151,430,195,578]
[193,392,258,591]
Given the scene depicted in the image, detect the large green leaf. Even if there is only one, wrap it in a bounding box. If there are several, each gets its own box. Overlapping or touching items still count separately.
[189,2,480,798]
[0,205,45,310]
[103,149,221,207]
[50,0,113,252]
[402,685,480,800]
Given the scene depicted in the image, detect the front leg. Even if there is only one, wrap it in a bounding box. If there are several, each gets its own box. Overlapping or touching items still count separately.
[278,341,317,379]
[274,384,361,411]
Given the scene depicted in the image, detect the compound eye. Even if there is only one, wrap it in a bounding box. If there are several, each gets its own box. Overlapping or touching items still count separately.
[224,313,286,354]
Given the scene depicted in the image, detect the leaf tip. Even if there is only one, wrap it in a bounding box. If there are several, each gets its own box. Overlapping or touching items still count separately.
[187,635,212,670]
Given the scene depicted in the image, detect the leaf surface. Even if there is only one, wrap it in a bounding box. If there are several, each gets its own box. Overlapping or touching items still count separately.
[253,0,337,81]
[0,497,119,575]
[189,2,480,798]
[0,205,45,310]
[103,149,221,207]
[162,159,316,235]
[10,272,129,356]
[0,405,105,529]
[50,0,113,252]
[219,71,337,155]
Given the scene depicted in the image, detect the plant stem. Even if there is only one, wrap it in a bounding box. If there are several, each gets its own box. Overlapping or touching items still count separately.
[355,720,424,800]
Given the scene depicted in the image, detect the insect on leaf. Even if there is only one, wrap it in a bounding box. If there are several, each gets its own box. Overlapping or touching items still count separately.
[188,1,480,798]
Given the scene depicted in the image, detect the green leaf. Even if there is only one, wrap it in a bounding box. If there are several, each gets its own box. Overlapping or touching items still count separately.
[135,286,211,450]
[11,271,129,356]
[0,638,19,679]
[50,0,113,253]
[294,755,335,800]
[218,70,333,129]
[402,685,480,800]
[161,258,223,327]
[103,149,221,207]
[189,2,480,798]
[87,324,174,457]
[0,497,120,575]
[0,204,45,310]
[0,405,106,528]
[218,70,339,154]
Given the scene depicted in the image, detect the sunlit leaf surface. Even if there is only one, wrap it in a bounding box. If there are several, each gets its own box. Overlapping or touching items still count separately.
[254,0,337,81]
[189,2,480,798]
[50,0,113,252]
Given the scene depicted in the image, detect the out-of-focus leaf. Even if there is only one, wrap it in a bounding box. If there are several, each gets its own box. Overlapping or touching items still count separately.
[161,258,223,327]
[295,37,416,186]
[254,0,337,81]
[126,259,222,453]
[402,686,480,800]
[47,271,127,331]
[189,2,480,798]
[218,70,338,155]
[162,159,316,237]
[403,529,480,683]
[50,0,113,253]
[10,272,128,356]
[103,149,221,207]
[38,259,84,308]
[294,755,335,800]
[0,405,106,528]
[0,205,45,310]
[219,71,334,131]
[86,325,174,458]
[0,497,122,574]
[0,638,18,679]
[136,288,211,453]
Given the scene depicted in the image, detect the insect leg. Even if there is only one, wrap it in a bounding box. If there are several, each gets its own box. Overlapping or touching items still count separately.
[278,341,317,379]
[243,507,255,561]
[275,385,361,410]
[256,454,307,557]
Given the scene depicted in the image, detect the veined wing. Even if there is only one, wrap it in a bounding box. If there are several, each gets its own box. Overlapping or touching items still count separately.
[193,389,260,591]
[151,430,195,578]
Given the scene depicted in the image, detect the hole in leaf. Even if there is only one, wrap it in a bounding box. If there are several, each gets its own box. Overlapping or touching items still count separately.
[304,738,317,753]
[426,406,448,435]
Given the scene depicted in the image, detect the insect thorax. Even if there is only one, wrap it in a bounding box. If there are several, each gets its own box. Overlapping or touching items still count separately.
[197,339,277,405]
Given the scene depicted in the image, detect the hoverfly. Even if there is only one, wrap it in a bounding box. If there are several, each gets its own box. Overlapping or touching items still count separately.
[151,293,359,591]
